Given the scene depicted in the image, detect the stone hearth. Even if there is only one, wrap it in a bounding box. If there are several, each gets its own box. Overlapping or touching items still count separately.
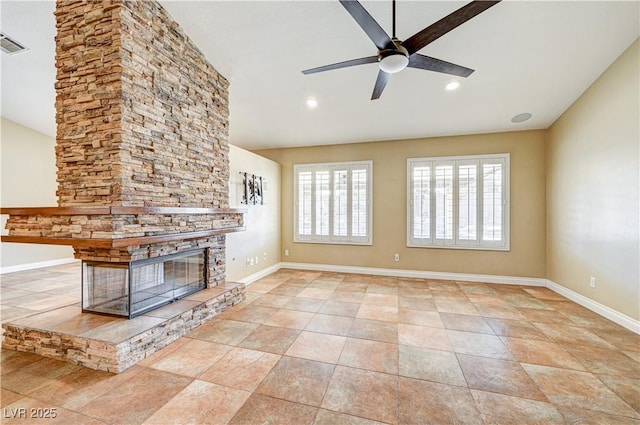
[2,282,245,373]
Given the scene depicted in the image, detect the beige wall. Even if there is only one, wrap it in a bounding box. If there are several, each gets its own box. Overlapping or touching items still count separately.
[257,130,547,279]
[226,145,281,282]
[1,117,74,270]
[547,39,639,320]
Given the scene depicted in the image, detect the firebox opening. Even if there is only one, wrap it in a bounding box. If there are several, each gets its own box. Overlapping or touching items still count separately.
[82,249,207,318]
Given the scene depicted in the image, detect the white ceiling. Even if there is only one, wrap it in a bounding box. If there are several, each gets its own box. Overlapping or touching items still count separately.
[1,1,638,150]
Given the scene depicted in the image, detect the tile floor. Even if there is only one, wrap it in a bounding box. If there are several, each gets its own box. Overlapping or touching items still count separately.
[1,265,639,424]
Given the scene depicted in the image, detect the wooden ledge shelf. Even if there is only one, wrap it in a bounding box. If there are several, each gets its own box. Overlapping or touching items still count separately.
[1,227,246,248]
[0,206,247,215]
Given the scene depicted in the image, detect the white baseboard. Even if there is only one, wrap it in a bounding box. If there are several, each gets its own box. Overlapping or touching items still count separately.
[237,263,283,285]
[0,257,78,275]
[279,262,547,287]
[546,279,640,334]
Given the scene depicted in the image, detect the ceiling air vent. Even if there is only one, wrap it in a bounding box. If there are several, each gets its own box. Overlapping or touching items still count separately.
[0,32,28,55]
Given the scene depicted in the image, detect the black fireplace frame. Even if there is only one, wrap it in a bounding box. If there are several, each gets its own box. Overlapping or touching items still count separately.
[81,248,208,319]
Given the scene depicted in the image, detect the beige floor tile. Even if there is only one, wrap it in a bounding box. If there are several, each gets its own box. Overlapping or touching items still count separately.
[349,318,398,343]
[356,304,398,322]
[220,304,279,324]
[556,406,640,425]
[398,296,437,311]
[1,396,105,425]
[252,293,294,308]
[322,366,398,424]
[591,326,640,352]
[228,393,318,425]
[399,345,466,386]
[146,339,231,377]
[362,293,398,307]
[286,331,347,364]
[597,374,640,414]
[313,409,387,425]
[263,309,314,329]
[338,337,398,374]
[398,323,453,351]
[284,297,326,312]
[440,312,494,334]
[522,287,567,301]
[256,356,335,406]
[500,293,554,310]
[500,336,587,371]
[3,265,639,425]
[533,322,617,349]
[456,282,498,296]
[398,377,481,425]
[199,347,280,392]
[0,389,24,408]
[305,313,355,336]
[29,364,146,411]
[238,324,301,354]
[142,380,250,425]
[78,368,192,424]
[434,299,480,315]
[485,317,549,340]
[1,351,46,375]
[318,300,360,317]
[329,290,366,303]
[297,287,334,300]
[447,329,513,360]
[473,303,527,320]
[522,363,640,418]
[398,308,444,328]
[186,318,260,345]
[471,389,565,425]
[457,353,547,401]
[1,357,80,396]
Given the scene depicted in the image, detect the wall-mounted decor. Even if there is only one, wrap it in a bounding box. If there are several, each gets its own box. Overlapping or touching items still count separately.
[241,172,266,205]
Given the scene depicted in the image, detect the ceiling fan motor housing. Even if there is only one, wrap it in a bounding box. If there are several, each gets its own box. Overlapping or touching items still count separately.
[378,40,409,73]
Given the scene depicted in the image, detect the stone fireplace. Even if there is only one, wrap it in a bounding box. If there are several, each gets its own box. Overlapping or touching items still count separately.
[2,0,244,301]
[1,0,246,371]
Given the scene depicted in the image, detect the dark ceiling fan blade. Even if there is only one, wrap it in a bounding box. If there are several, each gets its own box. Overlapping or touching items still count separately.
[339,0,394,51]
[302,56,379,75]
[402,1,501,55]
[371,70,391,100]
[408,54,474,77]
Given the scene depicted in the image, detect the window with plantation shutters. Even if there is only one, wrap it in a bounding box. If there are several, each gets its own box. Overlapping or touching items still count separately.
[294,161,372,245]
[407,154,509,250]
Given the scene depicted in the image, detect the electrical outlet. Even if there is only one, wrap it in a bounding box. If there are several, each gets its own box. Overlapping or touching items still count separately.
[263,252,267,261]
[284,249,289,257]
[394,253,400,262]
[590,276,596,288]
[254,256,259,265]
[246,258,251,267]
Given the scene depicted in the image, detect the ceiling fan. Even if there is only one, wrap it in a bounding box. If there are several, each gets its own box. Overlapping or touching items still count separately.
[302,0,501,100]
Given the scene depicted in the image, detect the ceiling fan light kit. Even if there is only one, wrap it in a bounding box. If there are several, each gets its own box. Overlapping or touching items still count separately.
[302,0,501,100]
[378,43,409,74]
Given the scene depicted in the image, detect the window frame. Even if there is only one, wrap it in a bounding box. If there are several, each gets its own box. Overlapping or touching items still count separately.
[407,153,510,251]
[294,160,373,246]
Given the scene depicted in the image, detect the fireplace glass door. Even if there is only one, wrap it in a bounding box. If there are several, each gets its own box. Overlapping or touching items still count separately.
[83,249,207,318]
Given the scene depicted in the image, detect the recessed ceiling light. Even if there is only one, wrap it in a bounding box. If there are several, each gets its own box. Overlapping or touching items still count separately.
[445,81,460,91]
[306,98,318,109]
[511,112,532,123]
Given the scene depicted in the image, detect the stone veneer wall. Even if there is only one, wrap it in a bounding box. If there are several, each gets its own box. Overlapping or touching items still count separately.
[52,0,233,278]
[55,0,229,208]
